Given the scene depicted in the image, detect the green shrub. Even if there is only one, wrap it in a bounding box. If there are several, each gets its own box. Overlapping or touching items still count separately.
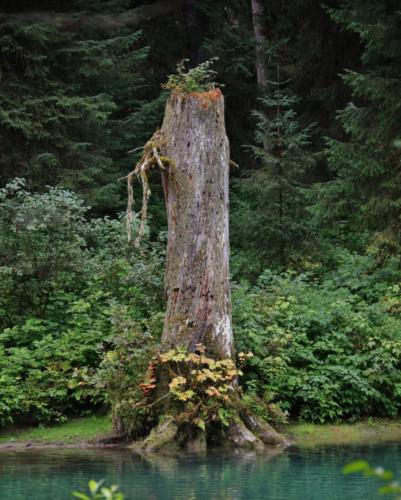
[233,252,401,422]
[0,182,165,426]
[92,307,160,437]
[3,181,401,427]
[0,179,90,327]
[0,292,111,425]
[343,461,401,498]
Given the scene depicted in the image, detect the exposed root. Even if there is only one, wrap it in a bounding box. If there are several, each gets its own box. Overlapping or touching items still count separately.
[225,419,264,450]
[240,412,291,446]
[135,416,178,452]
[129,411,288,453]
[185,430,207,452]
[121,130,175,246]
[223,407,290,449]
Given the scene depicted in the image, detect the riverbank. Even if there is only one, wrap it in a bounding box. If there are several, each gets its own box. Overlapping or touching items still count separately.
[2,416,401,450]
[0,415,113,450]
[285,420,401,447]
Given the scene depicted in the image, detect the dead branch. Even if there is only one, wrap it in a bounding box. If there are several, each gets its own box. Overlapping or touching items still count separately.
[0,0,185,31]
[121,131,174,246]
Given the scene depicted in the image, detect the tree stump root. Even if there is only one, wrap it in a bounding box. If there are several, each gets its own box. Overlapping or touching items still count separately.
[130,413,290,453]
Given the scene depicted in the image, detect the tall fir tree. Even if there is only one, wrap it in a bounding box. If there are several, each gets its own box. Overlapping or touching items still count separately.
[231,80,316,279]
[317,0,401,256]
[0,7,162,212]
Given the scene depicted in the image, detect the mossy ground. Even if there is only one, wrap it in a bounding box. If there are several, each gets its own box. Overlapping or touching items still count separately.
[0,415,112,445]
[2,416,401,448]
[286,419,401,447]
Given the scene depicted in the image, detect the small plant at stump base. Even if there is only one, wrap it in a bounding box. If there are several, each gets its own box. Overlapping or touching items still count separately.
[127,345,288,451]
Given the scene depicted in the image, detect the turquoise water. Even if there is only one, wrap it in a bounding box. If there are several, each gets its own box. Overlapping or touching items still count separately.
[1,443,401,499]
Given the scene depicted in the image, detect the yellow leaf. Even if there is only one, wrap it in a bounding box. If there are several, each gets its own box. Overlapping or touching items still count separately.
[187,353,200,363]
[178,389,195,401]
[194,418,206,431]
[169,376,186,390]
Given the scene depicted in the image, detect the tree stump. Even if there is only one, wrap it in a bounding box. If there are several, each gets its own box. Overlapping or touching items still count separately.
[129,89,289,450]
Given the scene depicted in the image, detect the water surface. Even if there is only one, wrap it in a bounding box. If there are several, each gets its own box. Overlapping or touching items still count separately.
[1,443,400,499]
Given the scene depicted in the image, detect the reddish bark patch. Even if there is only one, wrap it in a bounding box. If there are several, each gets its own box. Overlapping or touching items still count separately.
[189,88,222,109]
[170,89,223,110]
[189,88,222,100]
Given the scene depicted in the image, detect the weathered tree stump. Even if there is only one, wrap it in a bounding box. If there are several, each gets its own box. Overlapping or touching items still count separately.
[128,89,289,451]
[160,89,233,359]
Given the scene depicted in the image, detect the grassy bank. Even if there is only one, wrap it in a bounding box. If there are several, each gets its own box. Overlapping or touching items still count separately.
[2,416,401,448]
[0,415,112,445]
[286,420,401,447]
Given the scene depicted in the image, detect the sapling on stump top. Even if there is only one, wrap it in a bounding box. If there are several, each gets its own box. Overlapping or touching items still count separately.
[122,66,288,450]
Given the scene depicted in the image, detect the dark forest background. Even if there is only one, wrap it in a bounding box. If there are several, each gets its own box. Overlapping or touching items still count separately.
[1,0,401,426]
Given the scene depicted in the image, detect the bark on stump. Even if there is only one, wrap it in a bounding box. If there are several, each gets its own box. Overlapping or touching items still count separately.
[160,89,233,359]
[133,89,289,451]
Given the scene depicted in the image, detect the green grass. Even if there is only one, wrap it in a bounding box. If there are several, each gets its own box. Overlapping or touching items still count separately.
[0,415,112,444]
[286,419,401,447]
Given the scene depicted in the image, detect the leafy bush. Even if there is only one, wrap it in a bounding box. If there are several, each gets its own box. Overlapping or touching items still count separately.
[3,181,401,428]
[0,179,90,327]
[146,344,248,431]
[0,291,114,425]
[233,251,401,422]
[0,182,165,426]
[92,307,160,437]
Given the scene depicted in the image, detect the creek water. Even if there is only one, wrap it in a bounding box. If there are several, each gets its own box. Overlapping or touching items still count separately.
[1,443,400,499]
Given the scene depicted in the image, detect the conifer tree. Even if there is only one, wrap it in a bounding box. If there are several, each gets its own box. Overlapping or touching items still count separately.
[231,82,315,278]
[318,0,401,255]
[0,13,155,211]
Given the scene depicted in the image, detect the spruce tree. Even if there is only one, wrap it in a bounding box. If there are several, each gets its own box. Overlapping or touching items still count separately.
[318,0,401,255]
[0,11,157,211]
[231,82,316,278]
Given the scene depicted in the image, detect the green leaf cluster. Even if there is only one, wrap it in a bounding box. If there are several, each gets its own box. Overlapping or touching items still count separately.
[162,58,220,93]
[343,460,401,498]
[73,480,124,500]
